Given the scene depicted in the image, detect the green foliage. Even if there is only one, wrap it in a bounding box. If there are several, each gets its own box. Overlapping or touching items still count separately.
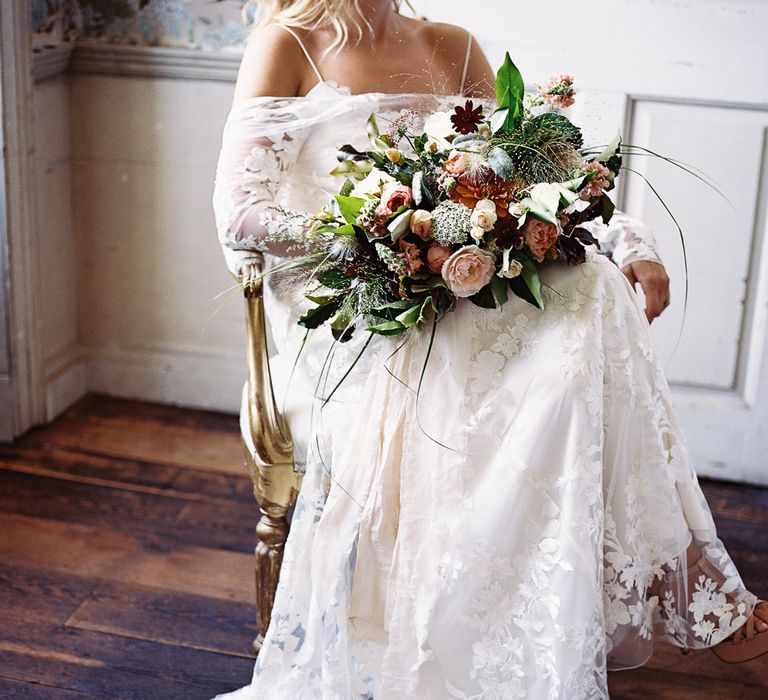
[493,52,525,133]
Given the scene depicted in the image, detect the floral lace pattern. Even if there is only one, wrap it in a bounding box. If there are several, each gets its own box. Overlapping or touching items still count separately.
[211,90,754,700]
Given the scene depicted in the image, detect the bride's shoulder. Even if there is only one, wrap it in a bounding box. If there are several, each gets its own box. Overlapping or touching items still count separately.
[413,18,471,49]
[411,20,494,98]
[232,24,307,104]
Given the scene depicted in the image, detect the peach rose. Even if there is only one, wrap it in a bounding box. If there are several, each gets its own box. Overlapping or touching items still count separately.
[410,209,433,241]
[523,218,560,262]
[426,242,453,274]
[375,183,413,218]
[441,245,496,297]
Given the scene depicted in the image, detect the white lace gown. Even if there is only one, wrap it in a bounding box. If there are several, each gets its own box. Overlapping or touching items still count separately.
[211,82,757,700]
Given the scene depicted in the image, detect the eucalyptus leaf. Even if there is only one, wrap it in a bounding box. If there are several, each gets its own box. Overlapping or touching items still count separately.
[486,146,516,180]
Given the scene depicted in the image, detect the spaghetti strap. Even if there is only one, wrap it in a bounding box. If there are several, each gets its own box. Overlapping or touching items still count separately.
[275,23,324,86]
[460,31,472,95]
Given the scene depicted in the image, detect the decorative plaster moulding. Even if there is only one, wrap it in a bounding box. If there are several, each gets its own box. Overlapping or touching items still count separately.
[31,44,74,83]
[32,42,243,83]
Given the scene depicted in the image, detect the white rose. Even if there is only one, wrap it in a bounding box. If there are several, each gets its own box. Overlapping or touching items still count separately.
[510,202,527,218]
[470,206,497,231]
[475,198,496,212]
[423,111,456,139]
[350,168,396,197]
[470,225,486,242]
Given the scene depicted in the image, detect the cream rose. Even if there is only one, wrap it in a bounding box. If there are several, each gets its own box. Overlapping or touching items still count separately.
[523,218,560,262]
[470,226,486,242]
[470,205,498,231]
[441,245,497,297]
[410,209,433,240]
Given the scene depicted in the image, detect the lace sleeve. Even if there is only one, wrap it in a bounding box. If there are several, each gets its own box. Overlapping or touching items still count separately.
[212,98,311,276]
[579,208,663,270]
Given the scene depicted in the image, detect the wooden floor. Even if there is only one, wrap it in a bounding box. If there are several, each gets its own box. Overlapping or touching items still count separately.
[0,394,766,699]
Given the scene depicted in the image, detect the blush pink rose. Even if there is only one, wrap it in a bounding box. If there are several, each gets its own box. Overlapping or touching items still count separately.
[426,242,453,274]
[441,245,496,297]
[375,183,413,218]
[523,218,560,262]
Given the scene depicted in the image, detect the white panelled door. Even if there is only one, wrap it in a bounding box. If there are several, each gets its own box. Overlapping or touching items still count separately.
[420,0,768,484]
[623,102,768,485]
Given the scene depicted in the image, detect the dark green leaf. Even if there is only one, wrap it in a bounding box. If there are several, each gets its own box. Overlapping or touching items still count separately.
[509,256,543,309]
[298,300,341,329]
[467,284,497,309]
[600,195,615,224]
[490,274,509,306]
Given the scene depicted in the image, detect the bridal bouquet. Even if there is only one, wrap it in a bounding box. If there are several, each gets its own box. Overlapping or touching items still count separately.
[261,53,623,342]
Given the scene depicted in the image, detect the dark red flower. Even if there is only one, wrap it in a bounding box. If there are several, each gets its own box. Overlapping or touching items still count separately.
[450,100,484,134]
[491,215,522,249]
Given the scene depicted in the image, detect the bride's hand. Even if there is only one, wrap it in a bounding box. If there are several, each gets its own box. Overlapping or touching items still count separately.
[621,260,671,323]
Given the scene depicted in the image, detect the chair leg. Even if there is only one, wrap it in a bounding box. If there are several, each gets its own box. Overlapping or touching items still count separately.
[253,505,290,652]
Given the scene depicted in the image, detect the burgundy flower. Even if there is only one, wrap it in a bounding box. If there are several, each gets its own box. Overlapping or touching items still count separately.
[450,100,484,134]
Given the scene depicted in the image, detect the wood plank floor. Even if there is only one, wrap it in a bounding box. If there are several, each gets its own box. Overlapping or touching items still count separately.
[0,393,766,699]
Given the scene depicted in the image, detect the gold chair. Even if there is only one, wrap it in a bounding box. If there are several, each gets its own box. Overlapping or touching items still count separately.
[239,252,304,651]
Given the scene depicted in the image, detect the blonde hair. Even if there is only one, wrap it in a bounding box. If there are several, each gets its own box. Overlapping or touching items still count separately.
[242,1,424,56]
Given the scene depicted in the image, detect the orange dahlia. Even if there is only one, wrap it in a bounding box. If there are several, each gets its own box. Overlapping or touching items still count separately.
[449,172,517,218]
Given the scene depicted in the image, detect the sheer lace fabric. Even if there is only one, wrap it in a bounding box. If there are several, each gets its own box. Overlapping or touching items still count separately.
[211,83,755,700]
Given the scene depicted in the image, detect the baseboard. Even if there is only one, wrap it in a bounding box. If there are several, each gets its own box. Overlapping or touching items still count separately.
[85,343,244,413]
[44,344,88,420]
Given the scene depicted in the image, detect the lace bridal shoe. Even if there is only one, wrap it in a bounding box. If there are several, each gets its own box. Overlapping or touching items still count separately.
[711,599,768,663]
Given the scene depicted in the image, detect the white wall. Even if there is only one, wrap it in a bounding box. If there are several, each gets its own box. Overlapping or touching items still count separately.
[34,73,87,418]
[26,1,768,483]
[70,72,246,411]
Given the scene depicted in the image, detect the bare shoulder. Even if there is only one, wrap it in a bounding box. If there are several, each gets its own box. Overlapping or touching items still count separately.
[418,20,495,98]
[231,24,309,107]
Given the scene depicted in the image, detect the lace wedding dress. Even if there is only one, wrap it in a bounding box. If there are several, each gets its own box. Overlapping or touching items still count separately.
[211,77,757,699]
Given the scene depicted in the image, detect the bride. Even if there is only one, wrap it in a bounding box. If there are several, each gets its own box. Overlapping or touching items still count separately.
[211,1,768,697]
